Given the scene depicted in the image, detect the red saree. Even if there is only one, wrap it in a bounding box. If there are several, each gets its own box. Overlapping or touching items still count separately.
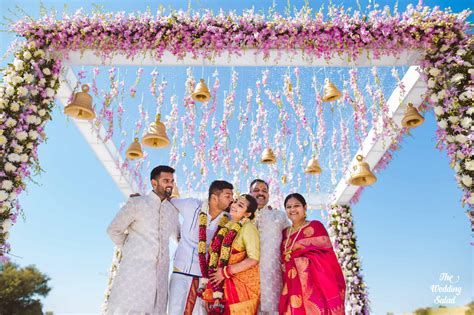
[279,220,345,315]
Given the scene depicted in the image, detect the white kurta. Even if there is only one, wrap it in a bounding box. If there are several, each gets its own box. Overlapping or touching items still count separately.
[255,205,289,314]
[106,192,179,315]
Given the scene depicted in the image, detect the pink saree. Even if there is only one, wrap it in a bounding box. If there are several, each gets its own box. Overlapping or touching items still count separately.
[279,220,346,315]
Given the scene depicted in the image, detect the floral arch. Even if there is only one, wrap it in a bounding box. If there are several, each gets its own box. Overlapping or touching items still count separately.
[0,4,472,313]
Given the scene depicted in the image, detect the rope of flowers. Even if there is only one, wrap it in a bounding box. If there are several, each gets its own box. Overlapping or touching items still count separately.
[328,204,370,314]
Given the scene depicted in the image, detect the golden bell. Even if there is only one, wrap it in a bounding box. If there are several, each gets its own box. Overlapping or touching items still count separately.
[349,155,377,186]
[64,84,96,120]
[125,138,144,160]
[281,175,287,184]
[191,79,211,102]
[171,183,180,198]
[322,79,342,102]
[142,114,170,148]
[304,157,322,174]
[401,103,425,128]
[261,148,276,164]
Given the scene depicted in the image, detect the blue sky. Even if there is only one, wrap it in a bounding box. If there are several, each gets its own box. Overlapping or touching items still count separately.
[1,0,472,314]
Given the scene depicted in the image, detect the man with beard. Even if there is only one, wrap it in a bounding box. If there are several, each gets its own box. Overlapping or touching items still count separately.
[106,165,180,315]
[249,179,289,315]
[168,180,234,315]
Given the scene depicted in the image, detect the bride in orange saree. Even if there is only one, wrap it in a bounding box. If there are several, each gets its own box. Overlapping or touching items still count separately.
[204,194,260,315]
[279,193,346,315]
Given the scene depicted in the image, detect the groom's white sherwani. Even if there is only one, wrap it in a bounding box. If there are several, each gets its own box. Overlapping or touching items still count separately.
[106,191,179,314]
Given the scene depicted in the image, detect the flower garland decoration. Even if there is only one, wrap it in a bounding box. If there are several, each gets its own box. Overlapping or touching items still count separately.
[422,37,473,211]
[328,204,370,314]
[198,212,229,279]
[208,220,243,300]
[0,41,61,260]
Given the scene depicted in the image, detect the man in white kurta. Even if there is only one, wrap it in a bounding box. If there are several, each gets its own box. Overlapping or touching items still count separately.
[107,166,180,315]
[250,179,289,315]
[168,180,234,315]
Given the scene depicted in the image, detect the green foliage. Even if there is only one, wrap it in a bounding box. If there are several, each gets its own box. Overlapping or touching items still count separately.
[0,262,51,315]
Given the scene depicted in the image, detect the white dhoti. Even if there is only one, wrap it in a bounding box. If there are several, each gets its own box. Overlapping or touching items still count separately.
[168,272,206,315]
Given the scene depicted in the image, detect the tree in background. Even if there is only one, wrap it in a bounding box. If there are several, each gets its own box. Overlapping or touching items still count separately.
[0,262,51,315]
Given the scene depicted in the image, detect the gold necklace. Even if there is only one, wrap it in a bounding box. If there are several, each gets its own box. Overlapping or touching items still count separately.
[283,221,308,262]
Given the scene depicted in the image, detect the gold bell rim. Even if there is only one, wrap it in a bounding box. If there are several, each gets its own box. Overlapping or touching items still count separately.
[64,105,96,120]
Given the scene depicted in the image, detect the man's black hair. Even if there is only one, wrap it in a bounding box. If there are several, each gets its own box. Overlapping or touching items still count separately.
[249,179,269,191]
[208,180,233,199]
[150,165,175,181]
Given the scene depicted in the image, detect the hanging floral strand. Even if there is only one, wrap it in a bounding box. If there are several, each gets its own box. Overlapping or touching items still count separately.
[167,95,180,169]
[129,67,143,98]
[283,73,303,151]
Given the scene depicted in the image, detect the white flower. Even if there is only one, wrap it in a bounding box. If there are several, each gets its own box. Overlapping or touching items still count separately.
[455,134,468,143]
[440,45,449,52]
[2,180,13,191]
[10,102,20,112]
[465,160,474,171]
[26,143,33,149]
[461,175,472,187]
[437,119,448,129]
[13,58,24,71]
[26,115,36,124]
[38,109,46,116]
[50,79,56,88]
[6,118,16,127]
[8,153,20,162]
[461,117,472,129]
[437,89,447,100]
[16,131,28,141]
[23,50,32,60]
[450,73,464,84]
[0,135,6,145]
[29,130,38,140]
[434,106,444,116]
[12,75,24,85]
[430,93,439,103]
[31,89,38,96]
[39,78,46,86]
[42,68,51,76]
[20,154,28,162]
[467,107,474,115]
[5,162,16,172]
[2,219,11,232]
[448,116,459,124]
[46,88,55,98]
[456,49,467,56]
[5,85,15,96]
[34,49,45,58]
[0,99,5,109]
[24,73,34,84]
[469,68,474,76]
[446,135,455,143]
[427,78,436,88]
[35,117,42,125]
[17,86,28,97]
[8,192,16,201]
[429,68,441,77]
[0,191,8,202]
[13,144,23,153]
